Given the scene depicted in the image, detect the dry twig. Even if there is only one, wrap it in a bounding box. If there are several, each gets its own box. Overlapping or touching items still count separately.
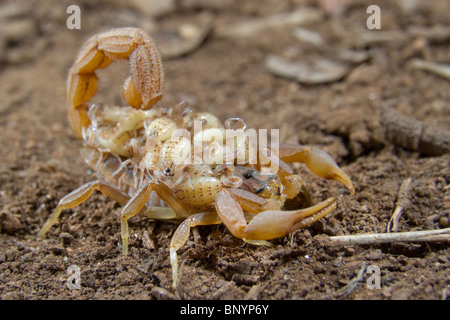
[387,178,413,232]
[411,59,450,80]
[215,7,322,38]
[320,262,366,299]
[327,228,450,246]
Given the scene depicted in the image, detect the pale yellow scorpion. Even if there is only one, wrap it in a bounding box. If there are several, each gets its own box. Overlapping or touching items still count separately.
[37,28,354,288]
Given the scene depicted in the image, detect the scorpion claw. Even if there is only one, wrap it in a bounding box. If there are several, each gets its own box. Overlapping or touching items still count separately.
[215,190,336,240]
[277,143,354,194]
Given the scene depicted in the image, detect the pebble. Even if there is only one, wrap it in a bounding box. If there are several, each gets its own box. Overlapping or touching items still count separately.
[365,249,383,261]
[0,3,28,20]
[0,210,22,235]
[59,232,74,246]
[231,274,260,285]
[129,0,176,18]
[215,7,323,38]
[439,216,449,228]
[266,54,351,85]
[151,286,177,300]
[344,247,356,256]
[2,20,34,44]
[159,13,213,59]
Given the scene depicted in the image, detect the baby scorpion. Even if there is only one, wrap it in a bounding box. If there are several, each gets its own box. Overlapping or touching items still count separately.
[37,27,354,288]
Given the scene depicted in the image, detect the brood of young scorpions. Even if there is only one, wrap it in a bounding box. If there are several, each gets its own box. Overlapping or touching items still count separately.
[37,28,354,288]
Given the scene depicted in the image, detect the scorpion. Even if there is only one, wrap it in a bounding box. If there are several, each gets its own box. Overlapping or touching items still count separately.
[37,28,354,288]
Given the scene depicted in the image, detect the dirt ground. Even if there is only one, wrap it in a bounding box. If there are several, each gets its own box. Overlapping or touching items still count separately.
[0,0,449,300]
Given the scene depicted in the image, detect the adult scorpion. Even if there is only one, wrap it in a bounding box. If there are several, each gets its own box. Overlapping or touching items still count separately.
[37,28,354,288]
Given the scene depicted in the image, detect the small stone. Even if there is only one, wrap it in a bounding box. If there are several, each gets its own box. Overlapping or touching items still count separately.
[231,274,260,285]
[345,247,356,256]
[150,286,177,300]
[438,216,449,228]
[0,210,22,235]
[59,232,74,246]
[130,0,176,18]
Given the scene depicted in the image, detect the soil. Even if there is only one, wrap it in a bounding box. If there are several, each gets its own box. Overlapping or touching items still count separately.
[0,0,449,300]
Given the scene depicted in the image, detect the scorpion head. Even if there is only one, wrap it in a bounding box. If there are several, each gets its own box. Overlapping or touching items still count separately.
[235,166,286,207]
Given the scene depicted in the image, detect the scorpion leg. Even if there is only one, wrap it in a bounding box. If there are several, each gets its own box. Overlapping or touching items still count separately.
[225,187,281,213]
[282,174,313,204]
[151,177,193,219]
[140,206,178,220]
[257,148,326,203]
[120,176,193,255]
[120,181,153,255]
[169,212,222,288]
[215,189,336,240]
[37,180,129,238]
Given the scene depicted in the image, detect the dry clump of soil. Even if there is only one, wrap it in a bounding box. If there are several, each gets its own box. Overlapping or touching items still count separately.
[0,0,449,300]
